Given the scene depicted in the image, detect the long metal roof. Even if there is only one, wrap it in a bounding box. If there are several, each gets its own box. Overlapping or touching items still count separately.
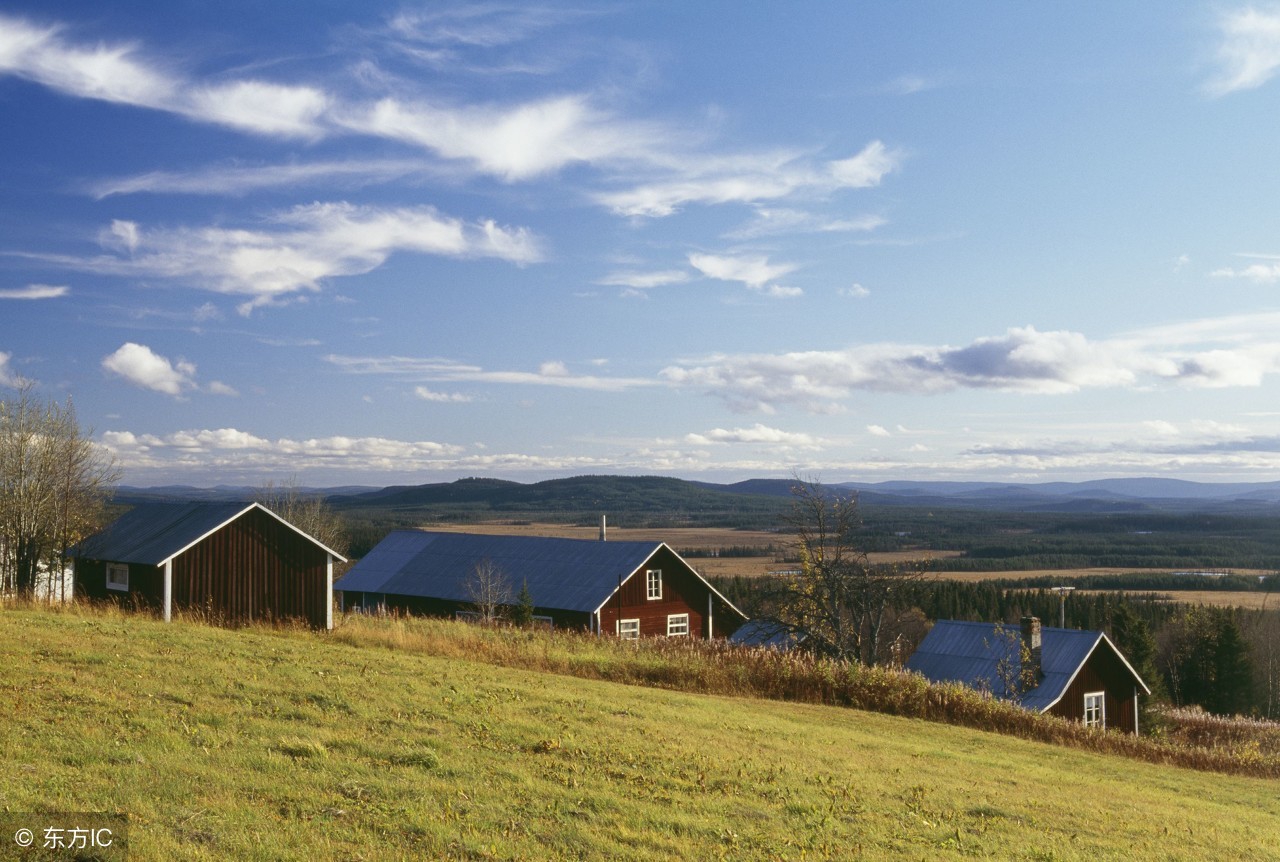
[905,619,1149,712]
[74,501,346,566]
[334,530,741,616]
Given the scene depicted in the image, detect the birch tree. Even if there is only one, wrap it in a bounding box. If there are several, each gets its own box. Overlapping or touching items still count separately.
[0,385,120,598]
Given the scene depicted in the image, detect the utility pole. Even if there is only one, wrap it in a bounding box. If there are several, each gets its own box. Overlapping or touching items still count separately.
[1050,585,1076,628]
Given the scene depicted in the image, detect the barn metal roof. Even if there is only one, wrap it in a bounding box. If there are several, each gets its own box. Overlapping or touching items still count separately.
[905,619,1149,712]
[334,530,742,616]
[729,619,805,650]
[73,501,346,566]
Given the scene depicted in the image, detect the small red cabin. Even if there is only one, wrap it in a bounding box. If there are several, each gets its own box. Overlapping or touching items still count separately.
[74,501,346,629]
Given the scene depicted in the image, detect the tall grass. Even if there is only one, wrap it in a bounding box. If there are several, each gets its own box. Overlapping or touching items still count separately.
[330,611,1280,779]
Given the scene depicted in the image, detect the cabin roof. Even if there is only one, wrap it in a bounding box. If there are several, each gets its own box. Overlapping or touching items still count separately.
[74,501,347,566]
[334,530,745,617]
[905,619,1150,711]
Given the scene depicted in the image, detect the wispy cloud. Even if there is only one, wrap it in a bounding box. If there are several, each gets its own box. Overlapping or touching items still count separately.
[22,203,539,315]
[0,284,67,299]
[688,252,799,296]
[87,159,437,199]
[1205,6,1280,96]
[326,354,655,392]
[598,141,901,218]
[1211,252,1280,282]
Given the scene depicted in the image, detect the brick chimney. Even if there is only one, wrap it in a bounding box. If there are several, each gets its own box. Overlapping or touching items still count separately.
[1020,616,1043,688]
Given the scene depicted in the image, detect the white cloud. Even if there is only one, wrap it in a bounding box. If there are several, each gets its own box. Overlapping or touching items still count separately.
[867,425,891,437]
[839,283,871,298]
[0,16,176,108]
[828,141,900,188]
[327,354,654,392]
[596,269,691,293]
[188,80,328,138]
[1211,258,1280,282]
[688,252,798,293]
[662,317,1280,413]
[1205,7,1280,96]
[36,203,540,315]
[343,94,666,181]
[598,142,901,218]
[414,386,473,403]
[88,158,435,199]
[206,381,239,397]
[101,342,196,396]
[0,284,67,300]
[684,423,821,449]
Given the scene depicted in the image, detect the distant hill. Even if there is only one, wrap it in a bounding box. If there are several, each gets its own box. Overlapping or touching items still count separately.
[116,475,1280,519]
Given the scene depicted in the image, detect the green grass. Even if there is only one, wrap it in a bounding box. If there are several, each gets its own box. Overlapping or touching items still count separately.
[2,606,1277,861]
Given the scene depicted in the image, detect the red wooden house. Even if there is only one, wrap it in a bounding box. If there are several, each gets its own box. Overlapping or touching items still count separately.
[906,617,1152,734]
[334,530,747,638]
[73,501,346,629]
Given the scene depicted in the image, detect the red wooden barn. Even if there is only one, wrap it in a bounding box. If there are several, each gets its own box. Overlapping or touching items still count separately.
[334,530,747,638]
[906,617,1152,734]
[73,501,346,629]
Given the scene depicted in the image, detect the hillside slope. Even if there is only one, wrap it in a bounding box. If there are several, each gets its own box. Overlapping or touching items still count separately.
[1,608,1276,861]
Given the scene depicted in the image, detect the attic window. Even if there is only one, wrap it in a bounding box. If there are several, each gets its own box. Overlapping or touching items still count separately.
[1084,691,1105,729]
[646,569,662,600]
[105,563,129,592]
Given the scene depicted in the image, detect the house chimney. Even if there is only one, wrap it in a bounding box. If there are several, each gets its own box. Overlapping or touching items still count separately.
[599,514,607,542]
[1020,616,1043,685]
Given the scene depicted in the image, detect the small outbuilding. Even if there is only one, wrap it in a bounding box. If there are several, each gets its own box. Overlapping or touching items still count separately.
[906,617,1151,734]
[73,501,346,629]
[334,530,747,638]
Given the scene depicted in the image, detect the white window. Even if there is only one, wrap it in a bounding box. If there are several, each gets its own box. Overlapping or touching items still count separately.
[646,569,662,600]
[1083,692,1105,729]
[532,614,554,630]
[105,563,129,592]
[667,613,689,637]
[617,618,640,640]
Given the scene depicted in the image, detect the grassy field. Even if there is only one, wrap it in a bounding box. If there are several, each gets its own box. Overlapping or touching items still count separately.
[2,605,1278,861]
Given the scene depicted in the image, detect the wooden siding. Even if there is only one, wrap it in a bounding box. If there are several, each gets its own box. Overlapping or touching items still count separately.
[170,507,330,628]
[596,546,734,639]
[75,507,331,629]
[1045,643,1141,734]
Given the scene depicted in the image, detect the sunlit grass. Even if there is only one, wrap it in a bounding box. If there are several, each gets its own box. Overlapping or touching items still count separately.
[1,603,1276,860]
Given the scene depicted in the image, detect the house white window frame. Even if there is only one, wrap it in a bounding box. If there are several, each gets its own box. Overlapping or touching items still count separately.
[105,563,129,592]
[616,618,640,640]
[667,613,689,637]
[646,568,662,600]
[1083,691,1106,729]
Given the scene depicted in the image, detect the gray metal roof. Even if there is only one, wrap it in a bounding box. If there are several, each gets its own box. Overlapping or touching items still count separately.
[334,530,738,616]
[905,619,1148,712]
[729,619,804,650]
[74,501,346,566]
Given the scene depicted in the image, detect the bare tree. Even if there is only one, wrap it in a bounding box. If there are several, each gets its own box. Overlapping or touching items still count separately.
[465,557,513,624]
[757,476,928,664]
[0,384,120,598]
[255,476,349,557]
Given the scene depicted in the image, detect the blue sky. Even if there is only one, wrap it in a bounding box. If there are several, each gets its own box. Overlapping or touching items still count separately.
[4,2,1280,487]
